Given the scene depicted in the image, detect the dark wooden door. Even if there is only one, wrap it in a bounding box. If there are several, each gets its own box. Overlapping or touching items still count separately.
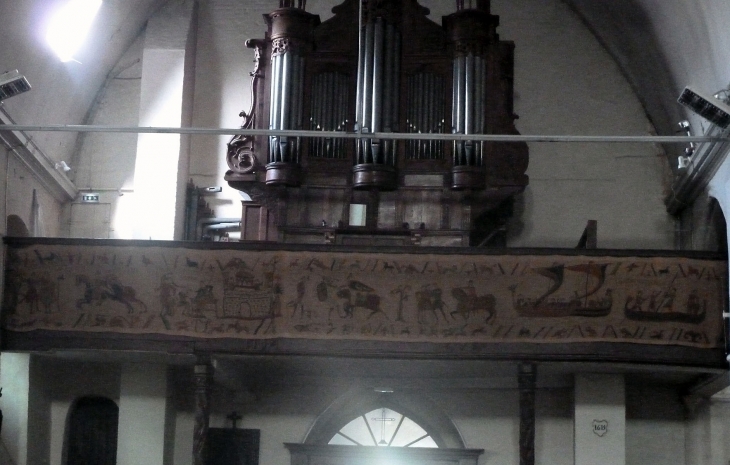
[65,397,119,465]
[207,428,260,465]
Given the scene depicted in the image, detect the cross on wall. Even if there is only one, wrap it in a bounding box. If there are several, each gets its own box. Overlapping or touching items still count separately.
[372,408,395,445]
[227,411,242,429]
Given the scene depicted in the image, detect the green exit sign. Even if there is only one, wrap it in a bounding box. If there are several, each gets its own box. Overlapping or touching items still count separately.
[81,193,100,203]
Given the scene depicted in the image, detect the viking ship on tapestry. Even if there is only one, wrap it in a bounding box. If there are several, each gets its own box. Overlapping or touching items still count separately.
[225,0,529,246]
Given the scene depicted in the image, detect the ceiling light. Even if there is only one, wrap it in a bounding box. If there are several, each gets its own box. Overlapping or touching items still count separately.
[0,70,31,101]
[46,0,102,63]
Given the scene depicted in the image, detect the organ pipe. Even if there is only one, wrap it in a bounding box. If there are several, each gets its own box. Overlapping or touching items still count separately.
[353,5,401,190]
[446,1,497,189]
[263,6,318,185]
[227,0,527,193]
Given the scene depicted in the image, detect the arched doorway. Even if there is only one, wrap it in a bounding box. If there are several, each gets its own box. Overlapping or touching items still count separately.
[63,396,119,465]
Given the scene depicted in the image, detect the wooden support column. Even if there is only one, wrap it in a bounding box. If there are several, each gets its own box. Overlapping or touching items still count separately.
[518,362,536,465]
[576,220,597,249]
[194,359,213,465]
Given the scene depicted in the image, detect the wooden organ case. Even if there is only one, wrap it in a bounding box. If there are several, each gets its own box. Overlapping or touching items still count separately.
[225,0,528,247]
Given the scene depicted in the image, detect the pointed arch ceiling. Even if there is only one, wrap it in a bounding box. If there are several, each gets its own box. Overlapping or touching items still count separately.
[1,0,728,165]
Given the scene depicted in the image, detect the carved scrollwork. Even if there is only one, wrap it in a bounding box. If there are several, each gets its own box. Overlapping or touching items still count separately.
[227,141,258,173]
[454,40,489,57]
[271,37,306,57]
[227,39,265,174]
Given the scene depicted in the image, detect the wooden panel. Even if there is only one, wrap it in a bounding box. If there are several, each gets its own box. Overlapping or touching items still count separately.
[286,444,482,465]
[207,429,260,465]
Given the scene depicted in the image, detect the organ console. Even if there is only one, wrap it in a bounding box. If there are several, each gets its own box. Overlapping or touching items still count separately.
[225,0,528,246]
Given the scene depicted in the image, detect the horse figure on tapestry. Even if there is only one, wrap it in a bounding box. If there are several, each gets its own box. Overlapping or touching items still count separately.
[450,284,496,324]
[335,280,386,320]
[416,284,450,325]
[76,274,148,314]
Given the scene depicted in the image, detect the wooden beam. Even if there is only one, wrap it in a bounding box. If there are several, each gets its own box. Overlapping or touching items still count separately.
[194,357,214,465]
[518,363,536,465]
[576,220,597,249]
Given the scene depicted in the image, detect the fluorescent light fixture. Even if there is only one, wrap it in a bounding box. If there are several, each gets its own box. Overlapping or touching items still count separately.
[0,70,31,101]
[46,0,102,62]
[678,86,730,129]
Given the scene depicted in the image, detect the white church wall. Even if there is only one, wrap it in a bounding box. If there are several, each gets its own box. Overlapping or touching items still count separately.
[416,2,673,248]
[685,397,730,465]
[17,359,728,465]
[27,357,53,465]
[198,380,699,465]
[575,375,625,465]
[240,414,318,465]
[173,410,195,465]
[447,390,521,465]
[4,155,63,237]
[43,360,121,465]
[708,146,730,250]
[0,0,163,169]
[685,400,712,465]
[626,384,687,465]
[571,0,730,253]
[132,0,197,241]
[0,353,31,465]
[116,363,170,465]
[199,384,574,465]
[206,381,344,465]
[186,0,272,222]
[491,0,673,249]
[631,0,730,139]
[0,0,94,170]
[707,400,730,465]
[535,388,574,465]
[63,35,144,239]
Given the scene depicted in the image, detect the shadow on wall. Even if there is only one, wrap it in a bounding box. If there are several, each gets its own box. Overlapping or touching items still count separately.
[6,215,29,237]
[564,0,685,162]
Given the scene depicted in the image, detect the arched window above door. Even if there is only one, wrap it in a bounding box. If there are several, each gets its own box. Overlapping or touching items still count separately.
[303,387,464,449]
[329,407,438,447]
[290,389,481,465]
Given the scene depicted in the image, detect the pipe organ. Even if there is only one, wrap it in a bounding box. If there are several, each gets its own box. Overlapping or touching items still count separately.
[226,0,529,246]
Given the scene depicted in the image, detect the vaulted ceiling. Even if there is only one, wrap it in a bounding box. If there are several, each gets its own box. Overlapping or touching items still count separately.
[1,0,728,165]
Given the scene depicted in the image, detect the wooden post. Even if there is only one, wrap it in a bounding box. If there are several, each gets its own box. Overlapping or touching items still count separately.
[576,220,597,249]
[518,362,536,465]
[194,359,214,465]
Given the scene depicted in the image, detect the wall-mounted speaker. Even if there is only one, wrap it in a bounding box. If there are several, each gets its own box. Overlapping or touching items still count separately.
[0,70,31,101]
[678,86,730,129]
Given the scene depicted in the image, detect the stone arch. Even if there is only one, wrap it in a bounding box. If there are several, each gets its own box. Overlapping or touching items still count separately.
[303,386,465,448]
